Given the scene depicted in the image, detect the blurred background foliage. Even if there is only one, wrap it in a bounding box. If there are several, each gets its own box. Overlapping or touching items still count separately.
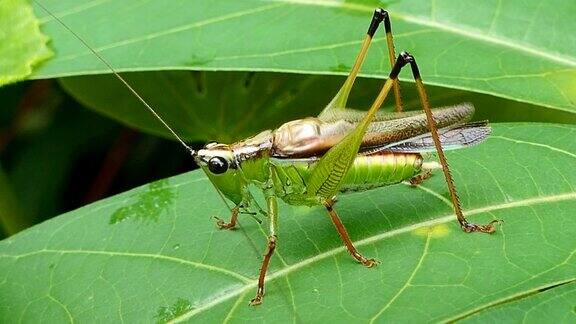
[0,78,185,237]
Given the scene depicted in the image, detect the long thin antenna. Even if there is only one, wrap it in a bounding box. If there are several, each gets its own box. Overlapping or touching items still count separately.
[34,0,195,156]
[34,1,241,216]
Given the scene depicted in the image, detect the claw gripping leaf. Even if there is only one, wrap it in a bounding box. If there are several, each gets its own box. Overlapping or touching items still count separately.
[0,0,53,86]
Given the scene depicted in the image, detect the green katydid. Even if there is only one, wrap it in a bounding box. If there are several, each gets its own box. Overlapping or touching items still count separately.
[38,4,499,306]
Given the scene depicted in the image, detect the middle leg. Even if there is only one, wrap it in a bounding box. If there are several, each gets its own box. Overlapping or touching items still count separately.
[324,199,376,267]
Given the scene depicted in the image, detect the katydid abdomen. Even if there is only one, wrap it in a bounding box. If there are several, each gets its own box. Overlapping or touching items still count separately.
[340,152,422,192]
[265,115,489,206]
[270,151,423,205]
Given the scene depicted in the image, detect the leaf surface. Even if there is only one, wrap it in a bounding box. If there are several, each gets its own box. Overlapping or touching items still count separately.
[31,0,576,113]
[1,123,575,322]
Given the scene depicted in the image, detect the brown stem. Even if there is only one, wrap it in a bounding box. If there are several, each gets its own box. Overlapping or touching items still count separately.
[0,81,51,153]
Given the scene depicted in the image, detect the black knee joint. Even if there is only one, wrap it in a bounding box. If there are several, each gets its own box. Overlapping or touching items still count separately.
[389,51,412,79]
[390,52,421,79]
[399,51,421,79]
[399,51,414,63]
[382,10,392,33]
[368,8,387,37]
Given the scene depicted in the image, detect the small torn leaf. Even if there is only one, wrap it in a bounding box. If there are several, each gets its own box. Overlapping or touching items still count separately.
[0,0,53,86]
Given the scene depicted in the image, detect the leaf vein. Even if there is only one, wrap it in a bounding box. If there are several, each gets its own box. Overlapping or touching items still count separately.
[169,192,576,322]
[0,249,252,283]
[271,0,576,66]
[491,135,576,159]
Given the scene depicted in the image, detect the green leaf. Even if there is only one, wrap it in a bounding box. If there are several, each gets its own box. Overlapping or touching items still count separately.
[1,123,575,322]
[461,281,576,323]
[31,0,576,113]
[0,0,52,86]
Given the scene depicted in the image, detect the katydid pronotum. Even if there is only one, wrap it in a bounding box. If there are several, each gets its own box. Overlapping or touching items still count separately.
[37,4,499,306]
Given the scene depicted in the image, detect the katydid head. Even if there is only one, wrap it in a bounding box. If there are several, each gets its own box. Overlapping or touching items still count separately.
[197,143,234,174]
[196,142,234,165]
[195,143,244,205]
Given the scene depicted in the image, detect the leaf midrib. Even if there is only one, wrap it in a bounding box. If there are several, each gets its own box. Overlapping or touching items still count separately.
[37,0,575,78]
[445,278,576,322]
[273,0,576,67]
[2,191,573,320]
[0,249,252,283]
[170,191,576,322]
[40,2,286,65]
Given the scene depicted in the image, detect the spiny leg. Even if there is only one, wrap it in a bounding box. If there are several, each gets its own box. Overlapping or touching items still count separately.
[401,52,499,233]
[324,199,376,267]
[214,188,268,229]
[323,8,386,112]
[382,10,404,112]
[250,194,279,306]
[329,9,403,111]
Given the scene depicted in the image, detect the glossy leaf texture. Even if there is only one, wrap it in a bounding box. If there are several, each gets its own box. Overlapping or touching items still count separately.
[1,124,575,322]
[31,0,576,114]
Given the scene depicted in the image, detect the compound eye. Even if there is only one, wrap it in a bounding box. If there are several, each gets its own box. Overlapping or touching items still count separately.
[207,156,228,174]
